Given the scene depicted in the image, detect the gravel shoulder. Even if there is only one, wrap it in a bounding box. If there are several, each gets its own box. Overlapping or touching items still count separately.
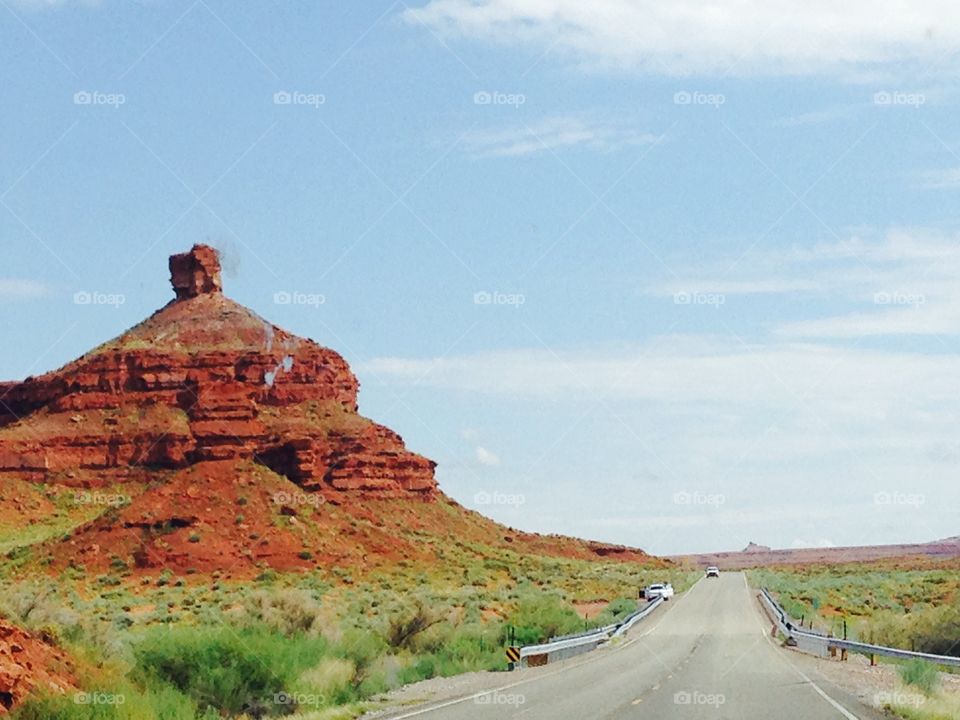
[789,647,960,714]
[358,631,641,718]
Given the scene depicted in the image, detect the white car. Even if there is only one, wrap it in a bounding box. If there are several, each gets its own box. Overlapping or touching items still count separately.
[706,566,720,578]
[645,582,675,600]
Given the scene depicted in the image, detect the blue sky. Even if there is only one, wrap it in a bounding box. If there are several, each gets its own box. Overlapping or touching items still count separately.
[3,1,960,554]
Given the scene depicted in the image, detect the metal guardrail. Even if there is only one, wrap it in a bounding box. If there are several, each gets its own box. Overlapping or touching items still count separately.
[516,597,664,666]
[759,587,960,668]
[612,596,663,637]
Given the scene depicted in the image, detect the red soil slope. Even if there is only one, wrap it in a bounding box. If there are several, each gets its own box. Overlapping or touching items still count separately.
[0,620,75,715]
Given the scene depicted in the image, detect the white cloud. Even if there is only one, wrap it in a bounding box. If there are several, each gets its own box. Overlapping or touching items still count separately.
[649,230,960,337]
[653,278,821,296]
[791,538,836,549]
[589,507,846,531]
[405,0,960,77]
[362,340,959,419]
[775,306,958,338]
[773,106,858,128]
[463,116,661,158]
[0,279,49,298]
[475,446,500,466]
[916,167,960,189]
[10,0,102,8]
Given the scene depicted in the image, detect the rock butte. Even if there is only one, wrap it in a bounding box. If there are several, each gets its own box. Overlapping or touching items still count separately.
[0,244,437,496]
[0,245,656,577]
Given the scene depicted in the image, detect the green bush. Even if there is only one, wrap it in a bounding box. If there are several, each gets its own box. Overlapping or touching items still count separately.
[133,626,328,716]
[899,659,941,696]
[504,592,583,645]
[595,597,637,625]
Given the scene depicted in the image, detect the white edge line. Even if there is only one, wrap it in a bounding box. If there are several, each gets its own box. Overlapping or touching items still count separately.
[793,667,862,720]
[388,576,705,719]
[747,576,862,720]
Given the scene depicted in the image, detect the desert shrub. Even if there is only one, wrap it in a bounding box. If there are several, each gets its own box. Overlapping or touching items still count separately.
[504,592,583,645]
[869,600,960,658]
[899,659,941,696]
[11,684,206,720]
[336,627,387,668]
[385,604,441,650]
[238,589,324,636]
[133,625,328,716]
[293,657,355,702]
[594,597,637,626]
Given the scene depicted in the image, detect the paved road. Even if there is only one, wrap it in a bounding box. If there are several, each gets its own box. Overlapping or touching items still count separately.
[386,572,886,719]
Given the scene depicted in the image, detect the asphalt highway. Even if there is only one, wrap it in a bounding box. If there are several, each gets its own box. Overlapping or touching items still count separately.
[384,572,887,719]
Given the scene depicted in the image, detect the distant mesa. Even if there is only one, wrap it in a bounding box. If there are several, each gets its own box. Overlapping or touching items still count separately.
[670,536,960,570]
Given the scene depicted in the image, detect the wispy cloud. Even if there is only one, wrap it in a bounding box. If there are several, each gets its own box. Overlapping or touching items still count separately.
[651,278,821,297]
[648,229,960,337]
[915,167,960,189]
[463,116,661,158]
[773,106,858,128]
[0,279,49,299]
[405,0,960,77]
[475,446,500,466]
[10,0,102,9]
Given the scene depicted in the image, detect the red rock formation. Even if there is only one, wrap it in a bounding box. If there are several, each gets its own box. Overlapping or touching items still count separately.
[0,620,75,714]
[0,245,436,498]
[169,243,222,299]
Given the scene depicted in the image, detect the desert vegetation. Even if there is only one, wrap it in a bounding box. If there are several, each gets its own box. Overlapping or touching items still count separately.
[749,562,960,720]
[0,543,697,718]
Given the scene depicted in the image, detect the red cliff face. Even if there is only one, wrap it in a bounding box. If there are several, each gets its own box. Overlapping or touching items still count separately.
[0,245,436,498]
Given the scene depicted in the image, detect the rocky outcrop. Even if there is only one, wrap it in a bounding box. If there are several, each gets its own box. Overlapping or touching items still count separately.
[169,243,222,299]
[0,620,75,714]
[0,244,436,497]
